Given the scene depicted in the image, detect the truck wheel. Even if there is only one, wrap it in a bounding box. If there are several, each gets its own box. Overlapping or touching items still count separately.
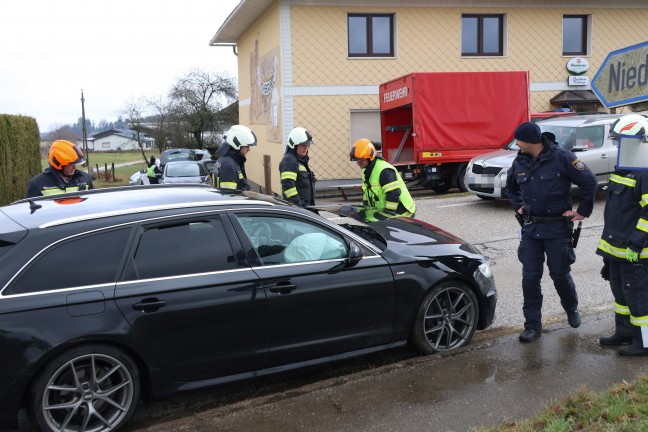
[430,181,451,194]
[457,164,468,192]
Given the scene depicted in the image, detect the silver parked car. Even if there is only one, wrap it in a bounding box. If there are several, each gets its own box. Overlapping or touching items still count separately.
[160,161,211,185]
[464,114,623,200]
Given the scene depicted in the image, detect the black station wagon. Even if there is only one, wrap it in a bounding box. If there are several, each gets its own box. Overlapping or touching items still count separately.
[0,185,496,432]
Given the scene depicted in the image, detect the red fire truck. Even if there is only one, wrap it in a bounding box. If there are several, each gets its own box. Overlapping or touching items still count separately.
[379,71,530,192]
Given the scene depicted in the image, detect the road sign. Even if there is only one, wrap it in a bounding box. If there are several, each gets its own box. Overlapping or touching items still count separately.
[591,40,648,108]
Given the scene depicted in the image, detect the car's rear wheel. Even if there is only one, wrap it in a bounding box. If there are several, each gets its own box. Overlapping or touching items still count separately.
[29,344,140,432]
[410,281,479,354]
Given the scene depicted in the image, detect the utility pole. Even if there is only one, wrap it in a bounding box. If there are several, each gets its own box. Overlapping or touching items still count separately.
[80,90,91,176]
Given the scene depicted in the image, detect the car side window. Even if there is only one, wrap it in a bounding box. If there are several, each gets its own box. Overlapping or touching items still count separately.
[125,218,237,280]
[8,228,131,295]
[574,126,604,149]
[236,215,348,265]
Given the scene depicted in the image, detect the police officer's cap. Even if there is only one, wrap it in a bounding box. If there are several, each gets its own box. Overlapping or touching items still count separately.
[514,122,542,144]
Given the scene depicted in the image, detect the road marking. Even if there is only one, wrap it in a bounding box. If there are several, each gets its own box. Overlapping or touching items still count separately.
[437,202,476,208]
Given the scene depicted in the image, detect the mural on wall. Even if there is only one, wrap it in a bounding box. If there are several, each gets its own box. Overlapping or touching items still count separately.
[250,38,281,143]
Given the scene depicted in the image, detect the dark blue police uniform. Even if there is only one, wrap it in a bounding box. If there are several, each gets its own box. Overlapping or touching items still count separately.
[506,134,597,334]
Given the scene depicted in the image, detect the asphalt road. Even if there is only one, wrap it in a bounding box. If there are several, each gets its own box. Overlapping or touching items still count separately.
[411,190,612,332]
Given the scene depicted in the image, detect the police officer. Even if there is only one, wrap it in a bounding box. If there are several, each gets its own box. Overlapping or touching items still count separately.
[597,114,648,356]
[350,138,416,220]
[213,125,257,191]
[25,140,94,198]
[506,121,597,343]
[146,156,162,184]
[280,127,316,206]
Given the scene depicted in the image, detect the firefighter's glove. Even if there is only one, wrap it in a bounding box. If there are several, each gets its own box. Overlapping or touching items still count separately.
[626,247,639,263]
[600,262,610,281]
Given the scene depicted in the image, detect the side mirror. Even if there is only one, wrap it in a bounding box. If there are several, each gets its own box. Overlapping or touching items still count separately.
[346,241,363,267]
[570,143,589,152]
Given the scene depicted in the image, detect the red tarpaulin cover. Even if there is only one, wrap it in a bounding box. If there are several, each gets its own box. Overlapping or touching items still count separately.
[380,71,530,164]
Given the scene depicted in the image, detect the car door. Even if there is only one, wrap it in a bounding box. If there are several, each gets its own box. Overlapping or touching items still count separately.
[114,213,268,383]
[229,211,395,367]
[572,124,614,183]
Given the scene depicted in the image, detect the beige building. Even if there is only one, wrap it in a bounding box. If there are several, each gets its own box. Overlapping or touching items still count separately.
[210,0,648,193]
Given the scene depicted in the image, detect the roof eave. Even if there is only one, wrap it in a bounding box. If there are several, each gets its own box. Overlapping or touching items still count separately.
[209,0,275,46]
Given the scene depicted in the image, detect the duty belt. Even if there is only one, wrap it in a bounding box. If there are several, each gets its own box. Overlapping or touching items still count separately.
[523,215,565,224]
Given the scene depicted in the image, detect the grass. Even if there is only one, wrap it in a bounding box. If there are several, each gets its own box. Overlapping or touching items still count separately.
[93,162,148,188]
[475,375,648,432]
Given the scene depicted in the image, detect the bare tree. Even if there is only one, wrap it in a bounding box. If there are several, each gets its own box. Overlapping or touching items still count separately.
[122,98,150,163]
[169,69,237,149]
[47,125,78,142]
[146,96,173,154]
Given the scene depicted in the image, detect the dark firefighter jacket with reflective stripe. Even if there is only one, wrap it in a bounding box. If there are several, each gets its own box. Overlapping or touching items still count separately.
[362,158,416,217]
[597,171,648,261]
[212,149,249,191]
[279,150,316,207]
[506,140,596,239]
[25,167,94,198]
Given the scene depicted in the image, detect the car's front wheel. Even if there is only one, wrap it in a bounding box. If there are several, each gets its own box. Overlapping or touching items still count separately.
[28,344,140,432]
[410,281,479,354]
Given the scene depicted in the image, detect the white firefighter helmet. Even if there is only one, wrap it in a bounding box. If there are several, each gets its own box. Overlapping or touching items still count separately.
[610,114,648,139]
[225,125,257,150]
[287,127,314,149]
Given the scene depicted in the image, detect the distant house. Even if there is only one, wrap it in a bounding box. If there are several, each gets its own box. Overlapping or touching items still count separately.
[80,129,155,152]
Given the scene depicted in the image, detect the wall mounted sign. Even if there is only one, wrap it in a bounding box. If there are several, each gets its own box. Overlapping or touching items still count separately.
[568,76,590,86]
[566,57,590,75]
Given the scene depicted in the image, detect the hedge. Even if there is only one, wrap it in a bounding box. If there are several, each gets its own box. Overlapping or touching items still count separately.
[0,115,41,206]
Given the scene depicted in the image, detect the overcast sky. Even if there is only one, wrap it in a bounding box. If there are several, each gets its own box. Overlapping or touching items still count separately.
[0,0,241,132]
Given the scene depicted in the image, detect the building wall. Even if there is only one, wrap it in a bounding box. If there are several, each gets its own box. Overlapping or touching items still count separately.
[231,1,648,191]
[236,1,284,194]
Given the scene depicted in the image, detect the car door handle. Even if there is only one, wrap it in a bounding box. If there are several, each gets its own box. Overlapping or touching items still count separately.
[600,153,607,159]
[268,281,297,294]
[132,298,167,312]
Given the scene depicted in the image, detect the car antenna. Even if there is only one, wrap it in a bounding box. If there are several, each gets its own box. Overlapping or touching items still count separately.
[27,198,42,214]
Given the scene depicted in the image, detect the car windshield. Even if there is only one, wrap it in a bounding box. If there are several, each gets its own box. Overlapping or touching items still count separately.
[505,125,584,151]
[166,152,195,162]
[165,163,206,177]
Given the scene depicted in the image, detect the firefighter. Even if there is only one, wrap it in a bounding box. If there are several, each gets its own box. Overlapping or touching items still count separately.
[597,114,648,356]
[350,138,416,220]
[279,127,316,207]
[506,121,597,343]
[25,140,94,198]
[213,125,257,191]
[146,156,162,184]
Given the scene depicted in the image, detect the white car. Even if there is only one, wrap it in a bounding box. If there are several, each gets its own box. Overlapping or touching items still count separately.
[129,169,147,186]
[464,114,623,200]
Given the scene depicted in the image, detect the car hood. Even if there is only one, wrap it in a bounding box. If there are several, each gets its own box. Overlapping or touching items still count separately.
[471,148,517,167]
[313,204,482,259]
[369,217,481,258]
